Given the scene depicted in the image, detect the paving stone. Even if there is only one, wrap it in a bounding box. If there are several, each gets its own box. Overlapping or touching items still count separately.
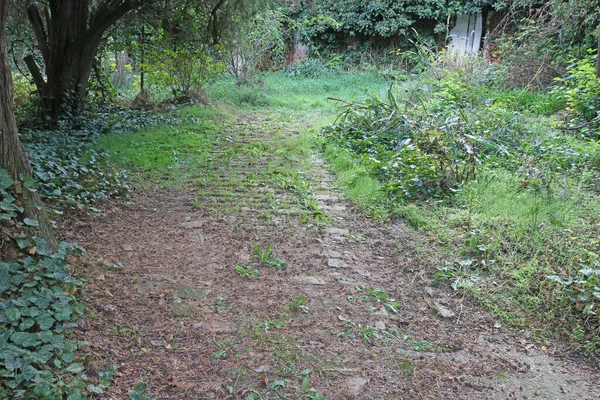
[302,287,324,297]
[326,250,342,258]
[330,273,357,285]
[354,268,371,277]
[315,194,338,201]
[196,233,211,242]
[328,258,348,268]
[174,285,206,300]
[325,227,350,236]
[434,302,455,318]
[138,274,177,288]
[293,276,326,285]
[181,220,203,229]
[322,204,347,211]
[172,302,194,317]
[192,322,238,333]
[346,376,368,396]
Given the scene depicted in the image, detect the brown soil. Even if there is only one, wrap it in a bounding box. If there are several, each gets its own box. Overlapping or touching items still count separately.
[61,111,600,399]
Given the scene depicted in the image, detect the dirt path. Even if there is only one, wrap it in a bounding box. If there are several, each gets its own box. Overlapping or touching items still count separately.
[66,111,599,399]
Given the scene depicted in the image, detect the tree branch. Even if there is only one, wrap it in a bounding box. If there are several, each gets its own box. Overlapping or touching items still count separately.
[84,0,142,43]
[26,3,49,66]
[23,54,47,96]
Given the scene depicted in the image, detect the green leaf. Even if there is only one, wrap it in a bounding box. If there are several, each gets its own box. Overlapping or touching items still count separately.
[3,356,21,372]
[18,318,35,331]
[75,303,85,314]
[0,263,10,295]
[22,176,36,190]
[5,308,21,323]
[0,169,13,190]
[66,388,86,400]
[36,312,55,330]
[66,363,85,374]
[54,305,73,322]
[23,218,39,227]
[86,384,104,394]
[98,379,111,389]
[20,364,39,380]
[269,379,286,389]
[34,237,52,256]
[129,382,149,399]
[10,332,40,348]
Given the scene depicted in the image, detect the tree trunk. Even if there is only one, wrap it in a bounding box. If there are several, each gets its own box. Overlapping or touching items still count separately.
[0,0,58,249]
[25,0,140,123]
[597,28,600,79]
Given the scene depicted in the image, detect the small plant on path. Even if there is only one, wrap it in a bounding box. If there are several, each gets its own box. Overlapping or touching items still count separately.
[235,264,260,278]
[288,296,310,314]
[253,243,287,269]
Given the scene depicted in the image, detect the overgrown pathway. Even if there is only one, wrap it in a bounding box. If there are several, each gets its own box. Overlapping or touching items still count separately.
[67,110,600,399]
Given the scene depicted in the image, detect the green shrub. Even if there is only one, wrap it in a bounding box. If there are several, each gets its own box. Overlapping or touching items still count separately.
[284,59,335,78]
[146,46,225,101]
[12,74,38,121]
[554,53,600,138]
[323,87,507,200]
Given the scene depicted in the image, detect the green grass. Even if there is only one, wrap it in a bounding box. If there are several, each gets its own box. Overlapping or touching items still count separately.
[323,143,388,220]
[208,71,391,113]
[95,106,234,184]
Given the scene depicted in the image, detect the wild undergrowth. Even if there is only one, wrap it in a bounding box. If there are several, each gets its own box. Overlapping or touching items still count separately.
[321,54,600,356]
[19,106,183,210]
[0,168,115,399]
[5,104,200,398]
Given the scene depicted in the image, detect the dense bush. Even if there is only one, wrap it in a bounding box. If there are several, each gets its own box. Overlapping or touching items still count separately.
[146,46,224,101]
[554,53,600,139]
[323,86,501,200]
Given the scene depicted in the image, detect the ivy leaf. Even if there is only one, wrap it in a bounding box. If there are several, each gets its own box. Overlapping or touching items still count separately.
[66,389,86,400]
[129,382,149,399]
[36,312,55,331]
[0,264,10,295]
[3,356,21,372]
[5,308,21,323]
[18,318,35,331]
[23,218,39,227]
[66,363,85,374]
[21,177,36,190]
[10,332,40,348]
[0,169,13,190]
[86,384,104,394]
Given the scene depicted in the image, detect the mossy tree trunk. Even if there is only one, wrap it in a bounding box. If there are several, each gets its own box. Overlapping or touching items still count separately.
[0,0,58,249]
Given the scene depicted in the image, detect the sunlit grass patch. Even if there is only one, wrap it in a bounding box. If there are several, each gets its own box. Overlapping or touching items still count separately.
[96,106,233,184]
